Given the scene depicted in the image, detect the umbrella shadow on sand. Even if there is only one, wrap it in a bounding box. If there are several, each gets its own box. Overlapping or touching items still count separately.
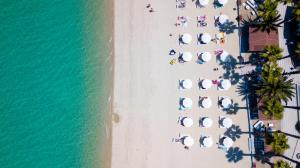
[219,21,238,34]
[226,147,244,163]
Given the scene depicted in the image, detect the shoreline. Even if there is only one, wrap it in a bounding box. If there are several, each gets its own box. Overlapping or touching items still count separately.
[104,0,114,167]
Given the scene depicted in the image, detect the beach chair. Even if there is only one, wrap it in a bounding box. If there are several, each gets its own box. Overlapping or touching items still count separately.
[196,34,201,45]
[197,16,207,27]
[219,116,225,128]
[253,120,264,131]
[218,135,228,151]
[196,53,205,64]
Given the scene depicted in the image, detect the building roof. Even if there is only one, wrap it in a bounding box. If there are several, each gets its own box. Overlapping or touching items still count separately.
[249,27,279,52]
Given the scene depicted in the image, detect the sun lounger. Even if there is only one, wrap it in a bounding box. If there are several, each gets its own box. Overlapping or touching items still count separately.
[218,135,228,151]
[176,0,186,8]
[197,34,201,45]
[246,0,258,9]
[197,16,207,27]
[219,116,225,128]
[253,120,264,131]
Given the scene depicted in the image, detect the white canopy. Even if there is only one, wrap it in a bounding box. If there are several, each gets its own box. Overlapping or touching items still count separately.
[201,33,211,44]
[181,33,192,44]
[220,51,229,62]
[202,79,212,89]
[202,97,212,108]
[222,137,233,148]
[222,117,233,128]
[203,136,213,147]
[183,136,194,147]
[199,0,209,6]
[182,79,192,89]
[182,117,193,127]
[218,0,228,5]
[219,14,229,24]
[202,117,213,128]
[182,98,193,108]
[220,79,231,90]
[201,52,212,62]
[221,97,232,108]
[182,52,193,62]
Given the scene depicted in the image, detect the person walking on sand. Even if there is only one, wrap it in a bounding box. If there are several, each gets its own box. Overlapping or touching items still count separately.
[149,8,154,12]
[146,4,151,8]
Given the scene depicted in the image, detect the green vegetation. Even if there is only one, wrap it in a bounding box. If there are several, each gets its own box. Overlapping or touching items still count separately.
[261,98,284,119]
[260,45,283,63]
[256,74,294,104]
[296,43,300,59]
[255,0,282,33]
[256,45,295,119]
[268,132,290,154]
[256,63,294,104]
[293,2,300,21]
[274,160,292,168]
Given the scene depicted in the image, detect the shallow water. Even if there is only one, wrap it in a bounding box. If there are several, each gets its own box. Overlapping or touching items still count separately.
[0,0,111,167]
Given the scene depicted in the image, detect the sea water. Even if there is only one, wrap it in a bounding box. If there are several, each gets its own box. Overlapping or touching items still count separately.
[0,0,112,167]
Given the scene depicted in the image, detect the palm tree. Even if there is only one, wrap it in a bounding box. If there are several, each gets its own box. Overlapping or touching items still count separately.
[269,132,289,154]
[283,68,300,75]
[260,45,283,64]
[257,0,279,19]
[293,2,300,21]
[274,160,292,168]
[295,42,300,59]
[252,0,283,33]
[261,63,283,82]
[261,99,284,119]
[256,74,295,104]
[253,13,282,34]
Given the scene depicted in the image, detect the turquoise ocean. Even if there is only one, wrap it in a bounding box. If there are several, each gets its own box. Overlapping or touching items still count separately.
[0,0,112,167]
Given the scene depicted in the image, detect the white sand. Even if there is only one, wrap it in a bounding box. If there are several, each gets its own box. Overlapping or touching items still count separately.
[112,0,252,167]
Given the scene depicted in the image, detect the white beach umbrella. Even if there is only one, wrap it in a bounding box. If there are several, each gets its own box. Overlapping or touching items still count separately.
[199,0,209,6]
[220,79,231,90]
[201,79,212,89]
[183,136,194,147]
[181,33,192,44]
[182,117,193,127]
[201,33,211,44]
[202,136,213,147]
[218,0,228,5]
[182,52,193,62]
[201,52,212,62]
[182,79,192,89]
[219,14,229,24]
[220,51,229,62]
[202,117,213,128]
[202,97,212,108]
[221,97,232,108]
[182,98,193,108]
[222,117,233,128]
[222,137,233,148]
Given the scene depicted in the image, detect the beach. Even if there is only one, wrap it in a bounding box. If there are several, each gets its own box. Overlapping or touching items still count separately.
[112,0,252,167]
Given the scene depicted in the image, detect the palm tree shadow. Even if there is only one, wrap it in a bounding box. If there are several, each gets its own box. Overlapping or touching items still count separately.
[219,55,241,85]
[224,125,242,141]
[223,103,240,114]
[226,147,244,163]
[255,151,275,166]
[236,76,259,119]
[219,21,238,34]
